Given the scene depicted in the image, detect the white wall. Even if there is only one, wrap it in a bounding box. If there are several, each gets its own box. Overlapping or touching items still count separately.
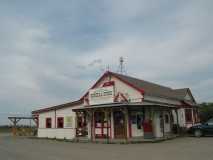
[90,75,143,103]
[37,103,83,140]
[38,128,76,139]
[152,110,163,138]
[112,76,143,102]
[39,111,55,129]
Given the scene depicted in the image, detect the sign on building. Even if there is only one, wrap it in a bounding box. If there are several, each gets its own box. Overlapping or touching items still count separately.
[89,86,114,105]
[64,116,73,128]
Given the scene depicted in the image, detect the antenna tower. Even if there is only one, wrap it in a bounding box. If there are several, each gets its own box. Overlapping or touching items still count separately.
[117,57,127,74]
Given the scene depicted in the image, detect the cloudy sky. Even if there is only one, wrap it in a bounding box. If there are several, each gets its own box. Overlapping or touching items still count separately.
[0,1,212,125]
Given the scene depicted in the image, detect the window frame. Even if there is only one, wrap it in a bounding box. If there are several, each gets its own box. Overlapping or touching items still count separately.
[46,118,52,128]
[185,108,193,123]
[57,117,64,128]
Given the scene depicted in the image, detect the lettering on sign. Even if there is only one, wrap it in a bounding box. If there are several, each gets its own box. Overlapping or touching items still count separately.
[89,86,114,105]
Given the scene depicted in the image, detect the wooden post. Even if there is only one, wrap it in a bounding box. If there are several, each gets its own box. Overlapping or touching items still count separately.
[9,118,21,136]
[13,118,17,136]
[123,107,128,142]
[91,110,94,141]
[162,110,165,138]
[76,112,79,137]
[175,109,180,134]
[106,109,110,143]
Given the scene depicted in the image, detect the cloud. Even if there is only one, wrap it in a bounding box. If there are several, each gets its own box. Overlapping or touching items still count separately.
[0,1,213,124]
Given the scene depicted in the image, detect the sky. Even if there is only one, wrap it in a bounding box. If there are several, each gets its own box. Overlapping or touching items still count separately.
[0,0,213,125]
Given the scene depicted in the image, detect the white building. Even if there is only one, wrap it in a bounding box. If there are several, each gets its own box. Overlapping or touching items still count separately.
[32,71,198,141]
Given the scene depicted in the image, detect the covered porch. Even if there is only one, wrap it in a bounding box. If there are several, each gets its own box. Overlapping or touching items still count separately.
[73,102,179,142]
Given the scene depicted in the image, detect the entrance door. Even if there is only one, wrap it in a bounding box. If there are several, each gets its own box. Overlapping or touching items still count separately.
[164,112,171,133]
[113,111,126,139]
[130,111,144,137]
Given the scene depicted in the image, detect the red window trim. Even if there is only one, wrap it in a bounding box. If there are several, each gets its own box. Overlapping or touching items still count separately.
[57,117,64,128]
[185,108,193,123]
[46,118,52,128]
[94,111,111,138]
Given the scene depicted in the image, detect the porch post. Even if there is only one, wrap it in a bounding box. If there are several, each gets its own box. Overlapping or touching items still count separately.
[91,109,94,141]
[111,109,114,139]
[123,107,128,141]
[175,109,180,134]
[161,110,165,138]
[105,109,110,143]
[75,112,79,137]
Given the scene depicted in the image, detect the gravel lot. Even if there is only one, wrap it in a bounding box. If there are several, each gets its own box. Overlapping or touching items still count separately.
[0,133,213,160]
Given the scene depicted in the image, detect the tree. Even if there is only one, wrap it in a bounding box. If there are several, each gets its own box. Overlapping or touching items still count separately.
[199,103,213,123]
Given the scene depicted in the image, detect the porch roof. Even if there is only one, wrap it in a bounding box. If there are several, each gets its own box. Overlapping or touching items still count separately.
[73,100,179,111]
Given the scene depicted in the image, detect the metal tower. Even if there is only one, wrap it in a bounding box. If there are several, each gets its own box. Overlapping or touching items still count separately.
[117,57,127,74]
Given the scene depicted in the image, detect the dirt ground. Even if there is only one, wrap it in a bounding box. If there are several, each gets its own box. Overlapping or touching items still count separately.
[0,133,213,160]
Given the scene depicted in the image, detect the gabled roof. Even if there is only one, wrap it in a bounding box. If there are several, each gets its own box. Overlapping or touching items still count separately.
[32,100,83,115]
[32,71,196,114]
[110,72,195,102]
[173,88,196,103]
[173,88,189,99]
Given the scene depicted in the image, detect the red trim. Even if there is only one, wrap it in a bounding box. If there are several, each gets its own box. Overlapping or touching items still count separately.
[33,71,146,114]
[101,126,104,137]
[120,93,128,102]
[185,108,193,123]
[32,100,83,114]
[80,71,111,100]
[181,101,193,107]
[103,81,115,87]
[46,118,52,128]
[114,92,128,102]
[110,72,145,94]
[80,71,145,102]
[143,120,153,133]
[57,117,64,128]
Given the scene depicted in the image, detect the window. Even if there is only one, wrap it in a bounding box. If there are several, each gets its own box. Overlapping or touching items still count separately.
[185,109,192,123]
[46,118,52,128]
[57,117,64,128]
[130,111,144,130]
[94,112,105,128]
[64,116,73,128]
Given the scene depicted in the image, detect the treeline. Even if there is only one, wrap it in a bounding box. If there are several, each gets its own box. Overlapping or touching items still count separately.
[0,125,34,128]
[0,125,12,133]
[199,102,213,122]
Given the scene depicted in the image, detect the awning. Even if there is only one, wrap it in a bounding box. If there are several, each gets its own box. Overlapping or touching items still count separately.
[73,100,178,111]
